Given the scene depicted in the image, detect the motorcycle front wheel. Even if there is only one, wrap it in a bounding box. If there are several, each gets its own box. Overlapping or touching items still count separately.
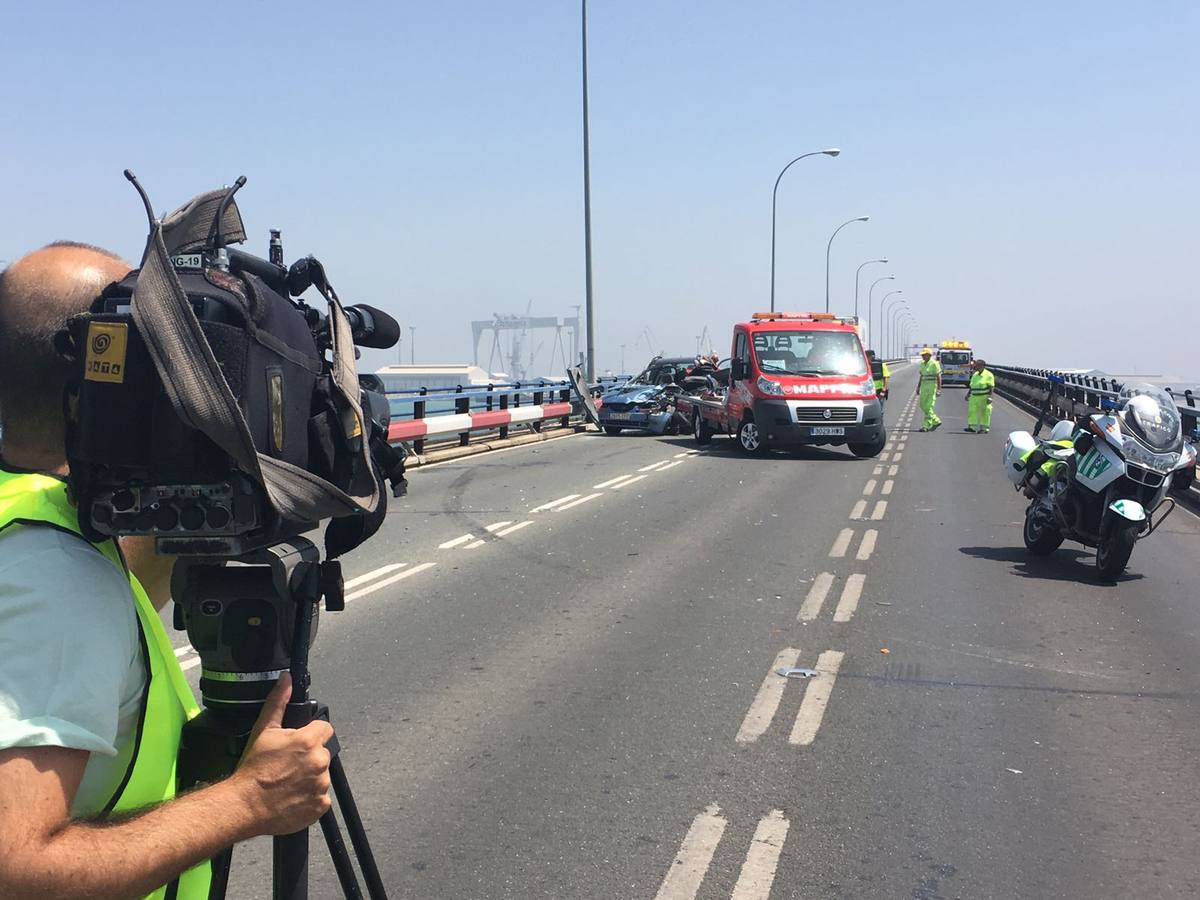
[1096,524,1137,582]
[1023,507,1064,555]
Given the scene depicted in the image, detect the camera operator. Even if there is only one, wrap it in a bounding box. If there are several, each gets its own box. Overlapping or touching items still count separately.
[0,242,335,899]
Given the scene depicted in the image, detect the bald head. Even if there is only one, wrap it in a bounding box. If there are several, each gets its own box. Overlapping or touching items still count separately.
[0,242,130,461]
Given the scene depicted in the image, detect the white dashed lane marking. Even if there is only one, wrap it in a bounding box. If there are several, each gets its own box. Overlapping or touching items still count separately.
[593,474,636,489]
[737,648,802,743]
[438,534,474,550]
[863,479,877,495]
[554,492,602,511]
[850,500,868,520]
[833,574,865,622]
[856,529,878,561]
[730,810,791,900]
[799,573,835,621]
[882,479,894,496]
[829,528,854,558]
[610,474,648,489]
[871,500,887,521]
[492,520,533,537]
[789,650,845,746]
[654,804,727,900]
[531,494,579,512]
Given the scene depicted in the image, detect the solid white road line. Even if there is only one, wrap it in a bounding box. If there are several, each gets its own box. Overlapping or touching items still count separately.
[639,459,675,472]
[465,539,487,549]
[344,562,436,603]
[798,573,835,621]
[882,479,894,496]
[654,804,728,900]
[531,494,579,512]
[344,564,407,590]
[789,650,845,746]
[438,534,474,550]
[484,521,514,533]
[871,500,887,521]
[593,474,636,489]
[492,520,533,537]
[829,528,854,558]
[833,574,865,622]
[850,499,867,519]
[863,479,877,495]
[730,810,791,900]
[856,529,878,561]
[736,648,802,743]
[555,492,603,511]
[610,474,648,489]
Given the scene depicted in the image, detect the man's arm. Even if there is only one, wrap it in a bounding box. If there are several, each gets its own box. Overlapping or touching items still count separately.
[0,675,332,900]
[119,536,175,612]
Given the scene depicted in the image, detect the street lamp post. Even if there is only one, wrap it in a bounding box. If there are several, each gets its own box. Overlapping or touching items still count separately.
[854,258,887,320]
[899,316,917,359]
[892,312,911,358]
[769,148,841,312]
[409,326,416,365]
[581,0,596,380]
[882,298,907,360]
[866,275,895,353]
[886,301,909,360]
[825,216,870,313]
[879,289,902,349]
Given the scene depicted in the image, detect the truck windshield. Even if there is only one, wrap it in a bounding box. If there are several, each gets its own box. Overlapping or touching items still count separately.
[752,330,867,377]
[940,351,972,365]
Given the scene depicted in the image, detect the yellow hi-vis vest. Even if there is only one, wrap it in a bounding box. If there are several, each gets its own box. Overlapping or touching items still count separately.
[919,358,941,386]
[969,368,995,396]
[0,469,211,900]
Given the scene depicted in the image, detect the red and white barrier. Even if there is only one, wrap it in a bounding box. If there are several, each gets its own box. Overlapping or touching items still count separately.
[388,401,573,443]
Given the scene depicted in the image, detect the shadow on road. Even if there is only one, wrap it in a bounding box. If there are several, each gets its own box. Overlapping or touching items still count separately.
[958,544,1146,585]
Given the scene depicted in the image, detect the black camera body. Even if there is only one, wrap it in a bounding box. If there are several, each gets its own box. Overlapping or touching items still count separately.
[61,176,405,558]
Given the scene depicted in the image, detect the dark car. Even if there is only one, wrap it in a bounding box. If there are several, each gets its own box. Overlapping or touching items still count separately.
[598,356,695,435]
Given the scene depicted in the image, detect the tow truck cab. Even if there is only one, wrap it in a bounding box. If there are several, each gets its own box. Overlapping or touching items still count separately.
[938,339,973,386]
[715,312,885,454]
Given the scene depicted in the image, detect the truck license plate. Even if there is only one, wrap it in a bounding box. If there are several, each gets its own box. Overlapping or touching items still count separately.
[810,426,845,436]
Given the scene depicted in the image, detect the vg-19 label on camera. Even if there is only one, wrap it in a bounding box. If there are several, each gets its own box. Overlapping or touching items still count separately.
[84,321,128,384]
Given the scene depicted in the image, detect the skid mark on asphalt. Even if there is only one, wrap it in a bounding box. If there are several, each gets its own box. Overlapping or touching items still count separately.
[655,806,790,900]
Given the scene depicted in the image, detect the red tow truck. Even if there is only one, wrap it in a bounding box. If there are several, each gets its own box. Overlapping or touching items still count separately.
[674,312,887,457]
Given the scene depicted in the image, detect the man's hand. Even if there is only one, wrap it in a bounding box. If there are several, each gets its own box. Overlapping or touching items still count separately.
[230,673,334,837]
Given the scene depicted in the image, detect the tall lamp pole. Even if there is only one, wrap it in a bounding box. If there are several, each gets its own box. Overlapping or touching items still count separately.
[854,258,888,321]
[899,315,917,359]
[886,300,909,360]
[769,148,841,312]
[581,0,596,380]
[409,326,417,365]
[825,216,869,312]
[867,275,895,352]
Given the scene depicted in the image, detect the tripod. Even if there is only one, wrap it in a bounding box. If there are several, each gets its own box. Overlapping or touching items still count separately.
[171,539,388,900]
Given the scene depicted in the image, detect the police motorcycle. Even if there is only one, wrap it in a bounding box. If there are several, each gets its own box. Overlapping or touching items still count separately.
[1002,380,1194,582]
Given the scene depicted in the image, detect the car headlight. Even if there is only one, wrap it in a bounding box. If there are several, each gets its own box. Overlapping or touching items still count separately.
[757,376,784,396]
[860,379,877,396]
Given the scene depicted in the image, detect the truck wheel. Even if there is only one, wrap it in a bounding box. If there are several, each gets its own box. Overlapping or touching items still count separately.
[1096,524,1136,582]
[693,413,712,445]
[849,427,887,459]
[603,426,622,436]
[737,418,766,456]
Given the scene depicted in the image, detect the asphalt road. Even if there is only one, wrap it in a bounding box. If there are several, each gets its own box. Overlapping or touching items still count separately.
[173,364,1200,899]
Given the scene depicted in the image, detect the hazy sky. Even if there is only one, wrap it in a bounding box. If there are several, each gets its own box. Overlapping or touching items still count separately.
[2,1,1196,378]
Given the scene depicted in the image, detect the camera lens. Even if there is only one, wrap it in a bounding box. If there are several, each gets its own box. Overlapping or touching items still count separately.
[180,505,206,530]
[154,506,180,531]
[206,507,231,529]
[112,490,135,511]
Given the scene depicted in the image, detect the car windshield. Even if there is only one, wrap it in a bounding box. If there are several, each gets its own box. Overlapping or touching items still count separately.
[752,331,867,377]
[940,351,972,365]
[629,363,688,386]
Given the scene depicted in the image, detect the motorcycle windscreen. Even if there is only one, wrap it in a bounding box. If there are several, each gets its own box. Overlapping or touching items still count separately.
[568,365,601,426]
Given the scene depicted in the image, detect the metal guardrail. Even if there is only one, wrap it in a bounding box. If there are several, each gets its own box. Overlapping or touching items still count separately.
[385,375,627,455]
[991,364,1199,505]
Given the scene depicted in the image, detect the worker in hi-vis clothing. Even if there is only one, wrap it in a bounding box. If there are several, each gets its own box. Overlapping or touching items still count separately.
[916,347,942,432]
[965,357,995,433]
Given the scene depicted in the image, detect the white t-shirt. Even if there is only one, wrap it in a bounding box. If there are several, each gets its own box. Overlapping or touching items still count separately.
[0,524,146,817]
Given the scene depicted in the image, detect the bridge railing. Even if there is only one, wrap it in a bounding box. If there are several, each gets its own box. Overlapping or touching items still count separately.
[385,375,628,456]
[991,364,1198,505]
